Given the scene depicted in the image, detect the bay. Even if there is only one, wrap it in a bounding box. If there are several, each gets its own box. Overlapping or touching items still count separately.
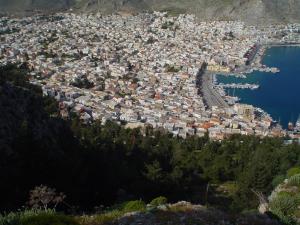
[217,46,300,128]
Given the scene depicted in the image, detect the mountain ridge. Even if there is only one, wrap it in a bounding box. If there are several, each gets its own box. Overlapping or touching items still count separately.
[0,0,300,24]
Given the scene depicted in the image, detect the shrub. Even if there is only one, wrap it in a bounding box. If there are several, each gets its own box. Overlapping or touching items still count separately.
[78,210,123,225]
[272,175,286,188]
[0,209,55,225]
[288,174,300,187]
[93,210,123,224]
[122,200,146,213]
[20,213,79,225]
[78,200,146,225]
[28,185,66,210]
[270,192,298,219]
[0,212,20,225]
[149,196,168,207]
[287,167,300,178]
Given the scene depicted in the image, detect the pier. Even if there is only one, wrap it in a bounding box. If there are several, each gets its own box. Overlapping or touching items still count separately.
[218,83,259,90]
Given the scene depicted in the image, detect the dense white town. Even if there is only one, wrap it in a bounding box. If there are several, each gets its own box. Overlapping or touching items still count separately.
[1,12,300,140]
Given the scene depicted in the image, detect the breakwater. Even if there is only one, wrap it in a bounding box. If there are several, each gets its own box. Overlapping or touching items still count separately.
[218,46,300,128]
[218,83,259,90]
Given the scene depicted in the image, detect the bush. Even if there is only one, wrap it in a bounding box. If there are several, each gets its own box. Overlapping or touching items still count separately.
[287,167,300,178]
[149,196,168,207]
[20,213,79,225]
[272,175,286,188]
[288,174,300,187]
[79,200,147,225]
[122,200,146,213]
[78,210,123,225]
[0,212,20,225]
[269,192,298,222]
[0,209,55,225]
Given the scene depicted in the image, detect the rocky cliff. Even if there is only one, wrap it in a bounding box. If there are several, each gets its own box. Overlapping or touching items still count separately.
[0,0,300,24]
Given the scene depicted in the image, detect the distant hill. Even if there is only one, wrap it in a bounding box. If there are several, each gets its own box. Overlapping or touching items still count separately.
[0,0,300,24]
[0,0,73,12]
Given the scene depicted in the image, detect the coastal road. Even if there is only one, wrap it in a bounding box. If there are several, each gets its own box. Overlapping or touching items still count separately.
[201,71,229,109]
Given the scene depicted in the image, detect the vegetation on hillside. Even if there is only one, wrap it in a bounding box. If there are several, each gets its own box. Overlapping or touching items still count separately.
[1,64,300,224]
[0,198,281,225]
[267,168,300,224]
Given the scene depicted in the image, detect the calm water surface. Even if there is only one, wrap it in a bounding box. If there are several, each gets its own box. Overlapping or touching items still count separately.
[217,46,300,128]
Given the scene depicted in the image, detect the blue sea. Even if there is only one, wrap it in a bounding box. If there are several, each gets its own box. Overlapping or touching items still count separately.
[217,46,300,129]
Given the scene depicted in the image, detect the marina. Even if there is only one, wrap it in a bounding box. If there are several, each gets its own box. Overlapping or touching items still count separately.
[217,83,259,90]
[217,46,300,129]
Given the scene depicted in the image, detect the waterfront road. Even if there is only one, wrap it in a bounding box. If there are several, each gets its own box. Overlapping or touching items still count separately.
[201,71,229,109]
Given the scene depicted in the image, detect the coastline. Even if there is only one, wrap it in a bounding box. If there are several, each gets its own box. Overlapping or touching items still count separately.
[216,45,300,129]
[234,42,300,75]
[255,42,300,65]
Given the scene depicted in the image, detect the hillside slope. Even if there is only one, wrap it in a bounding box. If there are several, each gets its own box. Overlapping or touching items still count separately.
[0,0,73,12]
[0,0,300,24]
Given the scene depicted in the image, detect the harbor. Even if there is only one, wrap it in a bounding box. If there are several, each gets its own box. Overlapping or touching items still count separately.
[217,83,259,90]
[216,46,300,129]
[197,65,229,109]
